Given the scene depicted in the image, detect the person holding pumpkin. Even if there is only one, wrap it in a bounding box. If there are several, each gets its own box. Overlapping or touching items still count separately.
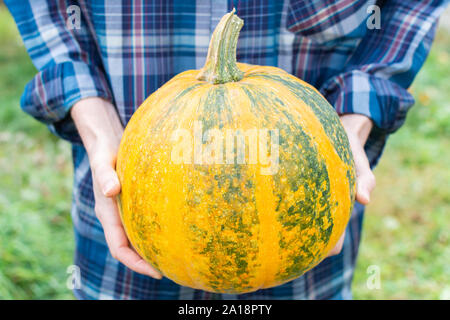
[6,0,447,299]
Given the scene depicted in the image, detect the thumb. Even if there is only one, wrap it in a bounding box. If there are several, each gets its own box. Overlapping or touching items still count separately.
[352,142,376,205]
[356,169,376,205]
[92,158,121,197]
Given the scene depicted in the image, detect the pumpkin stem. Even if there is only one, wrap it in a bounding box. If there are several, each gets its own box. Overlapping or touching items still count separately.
[197,9,244,84]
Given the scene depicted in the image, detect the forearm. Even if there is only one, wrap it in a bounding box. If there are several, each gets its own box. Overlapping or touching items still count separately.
[340,114,373,144]
[321,2,445,135]
[71,97,123,156]
[7,1,113,143]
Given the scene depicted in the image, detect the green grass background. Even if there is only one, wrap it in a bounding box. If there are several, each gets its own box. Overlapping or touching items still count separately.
[0,5,448,300]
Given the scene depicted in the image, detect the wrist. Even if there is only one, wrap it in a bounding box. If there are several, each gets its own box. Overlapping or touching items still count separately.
[71,97,123,155]
[339,113,373,144]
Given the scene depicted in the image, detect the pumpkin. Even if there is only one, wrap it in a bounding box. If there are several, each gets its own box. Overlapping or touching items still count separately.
[116,9,356,294]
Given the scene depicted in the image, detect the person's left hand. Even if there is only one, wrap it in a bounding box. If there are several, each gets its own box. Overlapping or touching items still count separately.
[326,114,376,257]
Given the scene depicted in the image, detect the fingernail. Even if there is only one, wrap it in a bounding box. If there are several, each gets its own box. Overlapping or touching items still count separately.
[364,189,371,202]
[362,192,370,204]
[151,272,162,280]
[102,180,117,195]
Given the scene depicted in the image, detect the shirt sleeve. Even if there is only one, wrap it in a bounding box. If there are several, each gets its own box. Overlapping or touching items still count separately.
[320,0,447,134]
[6,1,113,143]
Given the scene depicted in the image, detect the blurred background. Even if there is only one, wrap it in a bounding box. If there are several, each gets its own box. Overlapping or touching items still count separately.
[0,4,448,299]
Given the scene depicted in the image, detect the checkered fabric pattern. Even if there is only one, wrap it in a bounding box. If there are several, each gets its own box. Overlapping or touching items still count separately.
[6,0,447,299]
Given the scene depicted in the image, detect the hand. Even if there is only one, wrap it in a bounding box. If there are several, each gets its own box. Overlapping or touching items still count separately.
[71,97,162,279]
[326,114,376,257]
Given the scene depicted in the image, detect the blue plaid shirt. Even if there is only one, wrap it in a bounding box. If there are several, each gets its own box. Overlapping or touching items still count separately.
[7,0,447,299]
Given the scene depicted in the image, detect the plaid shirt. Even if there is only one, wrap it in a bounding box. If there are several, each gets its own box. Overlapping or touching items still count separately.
[7,0,446,299]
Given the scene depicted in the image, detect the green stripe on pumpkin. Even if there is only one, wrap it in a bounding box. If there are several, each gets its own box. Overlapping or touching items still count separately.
[248,73,354,166]
[239,83,335,281]
[249,73,356,202]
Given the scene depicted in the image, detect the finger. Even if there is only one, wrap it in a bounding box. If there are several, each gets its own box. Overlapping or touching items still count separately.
[354,152,375,205]
[347,134,376,205]
[327,230,345,257]
[95,195,162,279]
[92,158,121,197]
[108,232,162,279]
[356,168,376,205]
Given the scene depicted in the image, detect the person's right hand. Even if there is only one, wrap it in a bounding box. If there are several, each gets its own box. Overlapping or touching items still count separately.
[326,113,376,257]
[71,97,162,279]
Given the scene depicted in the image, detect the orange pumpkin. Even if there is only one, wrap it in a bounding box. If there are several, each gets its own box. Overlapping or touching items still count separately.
[116,9,355,294]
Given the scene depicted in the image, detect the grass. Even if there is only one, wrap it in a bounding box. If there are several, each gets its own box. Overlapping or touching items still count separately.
[0,7,74,299]
[0,5,448,300]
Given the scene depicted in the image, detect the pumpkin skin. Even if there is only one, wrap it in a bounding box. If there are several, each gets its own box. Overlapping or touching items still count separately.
[116,10,356,294]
